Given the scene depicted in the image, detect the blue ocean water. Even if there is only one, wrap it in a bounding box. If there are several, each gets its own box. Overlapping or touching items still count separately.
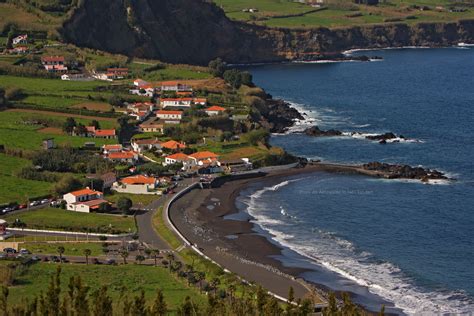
[239,48,474,315]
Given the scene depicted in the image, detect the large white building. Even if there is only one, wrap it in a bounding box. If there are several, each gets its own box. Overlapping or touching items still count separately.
[112,175,160,195]
[63,188,108,213]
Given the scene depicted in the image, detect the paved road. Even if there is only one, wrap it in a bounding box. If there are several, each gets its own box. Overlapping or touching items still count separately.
[135,179,197,250]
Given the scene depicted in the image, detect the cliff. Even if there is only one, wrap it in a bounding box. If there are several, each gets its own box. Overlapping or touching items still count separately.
[61,0,474,65]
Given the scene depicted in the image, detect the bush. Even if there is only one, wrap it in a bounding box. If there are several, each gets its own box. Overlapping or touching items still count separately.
[4,87,24,101]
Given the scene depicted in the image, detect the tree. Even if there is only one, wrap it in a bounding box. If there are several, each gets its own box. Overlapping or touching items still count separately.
[0,88,6,108]
[92,286,113,316]
[0,286,8,314]
[63,117,77,135]
[223,69,242,90]
[177,296,197,316]
[241,71,253,86]
[108,95,123,107]
[135,255,145,265]
[196,272,205,293]
[208,58,226,77]
[117,197,133,215]
[149,289,167,316]
[57,246,65,261]
[131,290,146,316]
[90,120,101,130]
[75,123,88,136]
[83,249,91,265]
[264,296,282,316]
[53,175,82,195]
[286,286,295,315]
[120,250,129,264]
[150,249,160,266]
[6,25,17,49]
[210,277,221,295]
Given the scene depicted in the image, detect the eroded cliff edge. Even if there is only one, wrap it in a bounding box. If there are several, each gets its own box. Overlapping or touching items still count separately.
[61,0,474,65]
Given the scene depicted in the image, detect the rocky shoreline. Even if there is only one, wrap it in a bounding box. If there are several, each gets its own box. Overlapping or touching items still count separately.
[361,161,448,181]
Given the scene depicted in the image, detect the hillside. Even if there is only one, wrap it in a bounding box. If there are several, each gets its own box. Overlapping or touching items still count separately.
[61,0,474,64]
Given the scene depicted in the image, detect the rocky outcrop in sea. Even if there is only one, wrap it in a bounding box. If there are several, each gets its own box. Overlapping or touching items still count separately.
[362,162,448,181]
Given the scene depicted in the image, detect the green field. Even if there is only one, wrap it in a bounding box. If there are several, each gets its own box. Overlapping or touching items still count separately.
[0,154,53,204]
[2,208,136,234]
[0,109,117,149]
[1,261,205,310]
[21,242,106,256]
[213,0,474,28]
[106,192,160,207]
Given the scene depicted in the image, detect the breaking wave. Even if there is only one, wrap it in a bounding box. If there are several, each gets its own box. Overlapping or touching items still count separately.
[241,179,474,315]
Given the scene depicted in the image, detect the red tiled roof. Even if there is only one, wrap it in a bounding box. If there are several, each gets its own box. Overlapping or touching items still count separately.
[103,144,122,150]
[161,81,183,86]
[189,151,219,160]
[133,138,161,145]
[69,188,102,197]
[161,98,193,102]
[156,110,183,115]
[94,129,116,137]
[74,199,109,207]
[205,106,226,112]
[166,153,189,161]
[193,98,207,103]
[108,151,136,159]
[41,56,64,63]
[121,175,156,185]
[161,140,186,150]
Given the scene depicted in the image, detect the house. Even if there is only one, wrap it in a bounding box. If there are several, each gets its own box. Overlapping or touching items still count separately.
[112,175,160,195]
[129,85,155,97]
[8,46,28,54]
[61,73,86,81]
[160,98,193,108]
[94,129,117,139]
[164,153,190,165]
[63,188,108,213]
[221,158,253,173]
[107,68,129,79]
[41,56,68,73]
[12,34,28,45]
[85,172,117,190]
[155,110,183,121]
[193,98,207,106]
[106,151,139,164]
[102,144,123,154]
[131,138,162,153]
[139,118,164,133]
[92,73,112,81]
[205,105,226,116]
[160,81,192,92]
[42,138,54,150]
[188,151,220,167]
[133,79,149,87]
[161,140,186,151]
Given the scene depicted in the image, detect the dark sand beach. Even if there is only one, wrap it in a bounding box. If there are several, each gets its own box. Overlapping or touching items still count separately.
[168,163,388,304]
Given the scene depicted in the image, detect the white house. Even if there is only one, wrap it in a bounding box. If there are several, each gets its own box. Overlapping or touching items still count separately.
[164,153,190,166]
[160,98,192,108]
[106,151,139,164]
[102,144,123,155]
[63,188,108,213]
[131,138,162,153]
[160,81,192,92]
[129,86,155,97]
[155,110,183,120]
[205,105,226,116]
[12,34,28,45]
[133,79,149,87]
[112,175,160,195]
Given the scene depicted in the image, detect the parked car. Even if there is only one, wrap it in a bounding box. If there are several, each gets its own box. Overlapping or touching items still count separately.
[172,175,182,181]
[50,256,60,262]
[29,201,40,207]
[40,199,50,204]
[42,257,49,262]
[0,253,6,259]
[31,256,40,261]
[60,257,69,263]
[19,249,31,255]
[18,204,27,209]
[3,248,17,254]
[92,258,101,265]
[105,258,116,265]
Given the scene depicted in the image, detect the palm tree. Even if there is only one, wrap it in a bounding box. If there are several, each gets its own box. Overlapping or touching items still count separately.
[196,271,205,293]
[150,249,160,267]
[120,250,129,265]
[165,253,175,272]
[135,255,145,265]
[210,277,220,295]
[83,248,91,265]
[57,246,65,261]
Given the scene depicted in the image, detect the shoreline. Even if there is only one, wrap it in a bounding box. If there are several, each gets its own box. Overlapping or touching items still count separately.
[168,163,406,314]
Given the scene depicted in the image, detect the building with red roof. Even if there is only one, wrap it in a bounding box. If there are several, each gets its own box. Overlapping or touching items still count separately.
[160,81,192,92]
[205,106,226,116]
[107,151,139,164]
[160,98,193,108]
[164,153,190,165]
[63,188,108,213]
[112,175,160,195]
[155,110,183,120]
[161,140,186,151]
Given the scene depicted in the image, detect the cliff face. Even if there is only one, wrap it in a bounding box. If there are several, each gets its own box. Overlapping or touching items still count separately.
[61,0,474,65]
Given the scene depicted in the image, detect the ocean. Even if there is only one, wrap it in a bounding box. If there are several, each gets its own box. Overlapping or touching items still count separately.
[238,47,474,315]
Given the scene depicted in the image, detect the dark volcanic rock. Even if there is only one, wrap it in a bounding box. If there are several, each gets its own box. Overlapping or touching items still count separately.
[263,99,305,133]
[303,126,343,137]
[366,132,398,141]
[362,162,448,180]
